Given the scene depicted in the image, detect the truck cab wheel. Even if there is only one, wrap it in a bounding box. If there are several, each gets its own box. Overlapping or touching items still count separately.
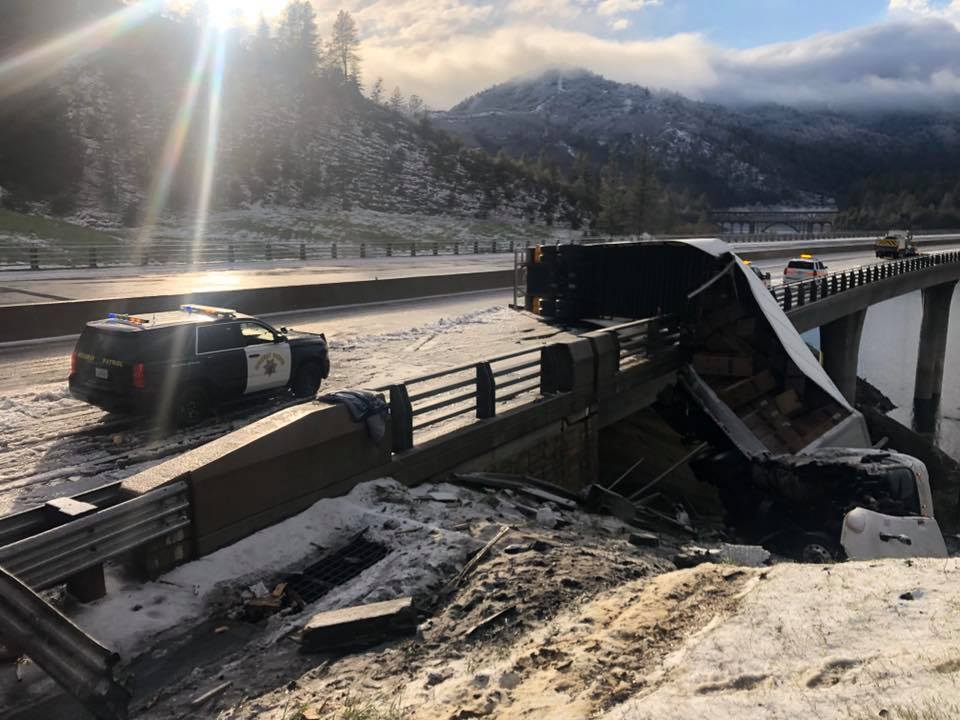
[174,385,209,426]
[291,361,323,398]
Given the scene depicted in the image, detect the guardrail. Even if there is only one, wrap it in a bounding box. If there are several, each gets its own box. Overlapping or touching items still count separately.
[8,229,959,271]
[0,566,130,719]
[773,249,960,311]
[0,237,528,271]
[0,481,190,591]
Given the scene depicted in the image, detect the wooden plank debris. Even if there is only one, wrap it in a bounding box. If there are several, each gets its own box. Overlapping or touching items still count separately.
[301,597,416,653]
[446,525,511,590]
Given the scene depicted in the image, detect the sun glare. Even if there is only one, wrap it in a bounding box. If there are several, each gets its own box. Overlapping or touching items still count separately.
[202,0,289,28]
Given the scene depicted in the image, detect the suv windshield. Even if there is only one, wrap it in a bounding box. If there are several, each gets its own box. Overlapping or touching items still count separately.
[787,260,815,270]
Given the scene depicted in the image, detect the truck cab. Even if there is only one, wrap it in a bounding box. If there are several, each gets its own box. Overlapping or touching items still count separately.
[875,230,917,259]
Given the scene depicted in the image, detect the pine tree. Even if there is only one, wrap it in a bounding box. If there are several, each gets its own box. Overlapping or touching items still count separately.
[387,87,405,113]
[597,159,626,234]
[328,10,361,85]
[250,14,274,76]
[277,1,319,79]
[369,77,384,104]
[630,142,657,234]
[406,94,425,119]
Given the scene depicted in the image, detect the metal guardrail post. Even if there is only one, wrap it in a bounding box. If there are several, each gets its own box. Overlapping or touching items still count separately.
[29,247,39,270]
[331,242,337,259]
[510,240,515,253]
[857,268,864,285]
[227,243,234,263]
[782,286,792,311]
[0,566,131,720]
[386,243,392,257]
[300,241,307,261]
[389,384,413,452]
[88,247,97,269]
[840,273,848,291]
[411,242,417,256]
[809,280,818,302]
[454,242,459,255]
[360,242,366,258]
[476,362,495,419]
[491,240,497,254]
[796,283,805,306]
[433,242,439,256]
[265,242,272,261]
[473,241,479,254]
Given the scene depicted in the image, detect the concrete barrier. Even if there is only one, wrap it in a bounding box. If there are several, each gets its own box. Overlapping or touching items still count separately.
[123,402,391,557]
[0,269,514,343]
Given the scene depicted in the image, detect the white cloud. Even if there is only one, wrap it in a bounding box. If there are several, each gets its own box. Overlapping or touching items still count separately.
[889,0,960,17]
[297,1,960,110]
[595,0,661,17]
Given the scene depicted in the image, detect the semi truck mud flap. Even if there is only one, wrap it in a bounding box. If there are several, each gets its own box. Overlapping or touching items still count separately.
[841,507,947,560]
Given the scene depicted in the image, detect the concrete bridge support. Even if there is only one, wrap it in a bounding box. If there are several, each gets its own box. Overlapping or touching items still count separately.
[914,281,957,433]
[820,309,867,403]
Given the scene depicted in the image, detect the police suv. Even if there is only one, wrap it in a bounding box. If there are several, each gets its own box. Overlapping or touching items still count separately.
[782,254,828,283]
[69,305,330,425]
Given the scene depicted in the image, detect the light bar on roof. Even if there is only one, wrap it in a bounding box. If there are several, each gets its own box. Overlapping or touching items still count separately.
[180,304,236,318]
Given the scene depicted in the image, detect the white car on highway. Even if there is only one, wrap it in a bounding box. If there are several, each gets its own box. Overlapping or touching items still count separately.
[783,254,828,283]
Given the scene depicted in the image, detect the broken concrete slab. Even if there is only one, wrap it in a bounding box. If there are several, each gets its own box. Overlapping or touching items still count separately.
[301,597,417,653]
[582,484,637,524]
[628,532,660,548]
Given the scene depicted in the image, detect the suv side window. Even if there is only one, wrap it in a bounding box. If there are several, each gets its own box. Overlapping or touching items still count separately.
[239,322,275,346]
[197,323,241,353]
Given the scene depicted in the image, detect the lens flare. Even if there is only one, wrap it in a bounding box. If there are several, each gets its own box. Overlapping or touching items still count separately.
[134,24,215,254]
[192,28,228,262]
[0,1,162,100]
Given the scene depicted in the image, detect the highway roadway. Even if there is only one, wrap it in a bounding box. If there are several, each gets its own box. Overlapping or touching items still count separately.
[2,234,958,306]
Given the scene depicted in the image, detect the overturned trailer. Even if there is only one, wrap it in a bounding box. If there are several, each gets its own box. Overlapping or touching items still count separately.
[524,239,947,560]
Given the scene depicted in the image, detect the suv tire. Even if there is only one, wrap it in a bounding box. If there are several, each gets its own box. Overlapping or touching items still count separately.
[291,361,323,398]
[174,384,209,426]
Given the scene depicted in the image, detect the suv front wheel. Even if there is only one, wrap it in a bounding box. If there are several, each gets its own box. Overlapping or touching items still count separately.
[291,361,323,398]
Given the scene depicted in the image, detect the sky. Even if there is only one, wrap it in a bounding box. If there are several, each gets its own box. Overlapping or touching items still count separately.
[216,0,960,109]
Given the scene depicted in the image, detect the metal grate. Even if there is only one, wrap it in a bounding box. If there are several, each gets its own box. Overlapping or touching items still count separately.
[285,530,390,604]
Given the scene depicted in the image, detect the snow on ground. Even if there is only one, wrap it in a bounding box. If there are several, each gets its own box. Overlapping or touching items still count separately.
[606,558,960,720]
[76,479,491,658]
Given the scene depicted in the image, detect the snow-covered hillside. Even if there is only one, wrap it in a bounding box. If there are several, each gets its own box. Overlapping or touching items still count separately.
[434,68,960,206]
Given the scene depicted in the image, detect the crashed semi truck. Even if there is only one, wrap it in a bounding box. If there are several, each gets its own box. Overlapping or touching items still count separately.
[522,238,946,561]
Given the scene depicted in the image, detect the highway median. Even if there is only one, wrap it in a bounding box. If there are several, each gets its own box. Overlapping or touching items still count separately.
[0,269,515,344]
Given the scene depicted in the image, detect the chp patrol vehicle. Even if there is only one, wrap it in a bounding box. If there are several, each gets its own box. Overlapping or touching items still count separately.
[69,305,330,425]
[782,254,828,283]
[875,230,918,259]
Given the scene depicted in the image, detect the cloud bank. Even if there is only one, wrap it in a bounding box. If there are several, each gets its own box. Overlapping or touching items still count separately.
[303,0,960,109]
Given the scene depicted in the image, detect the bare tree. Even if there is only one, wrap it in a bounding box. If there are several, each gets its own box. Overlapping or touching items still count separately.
[328,10,361,85]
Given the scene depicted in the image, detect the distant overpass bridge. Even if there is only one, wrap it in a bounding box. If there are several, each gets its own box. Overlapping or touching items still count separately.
[713,208,839,235]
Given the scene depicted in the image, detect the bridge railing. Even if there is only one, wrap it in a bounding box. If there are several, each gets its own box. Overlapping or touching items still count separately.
[386,314,677,452]
[0,237,528,271]
[773,249,960,311]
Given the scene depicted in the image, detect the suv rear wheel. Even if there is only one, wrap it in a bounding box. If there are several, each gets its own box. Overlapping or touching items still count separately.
[291,361,323,398]
[174,384,209,426]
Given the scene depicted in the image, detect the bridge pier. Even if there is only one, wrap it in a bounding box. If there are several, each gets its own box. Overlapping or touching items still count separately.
[913,281,957,433]
[820,309,867,403]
